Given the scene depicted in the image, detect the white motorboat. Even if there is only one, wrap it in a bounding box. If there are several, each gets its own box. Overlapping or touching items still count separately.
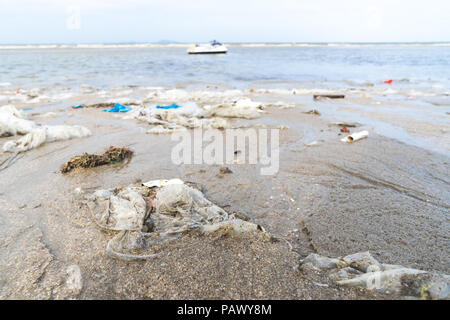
[187,40,227,54]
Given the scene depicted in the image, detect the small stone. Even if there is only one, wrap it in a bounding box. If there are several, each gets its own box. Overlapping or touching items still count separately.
[219,167,233,174]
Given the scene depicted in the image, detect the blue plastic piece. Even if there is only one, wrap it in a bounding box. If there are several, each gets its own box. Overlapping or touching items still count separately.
[156,104,181,110]
[103,103,131,113]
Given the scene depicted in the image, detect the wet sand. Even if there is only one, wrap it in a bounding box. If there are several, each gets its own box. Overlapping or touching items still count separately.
[0,88,449,299]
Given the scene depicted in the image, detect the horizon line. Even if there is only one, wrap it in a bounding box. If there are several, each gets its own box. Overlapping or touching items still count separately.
[1,41,450,46]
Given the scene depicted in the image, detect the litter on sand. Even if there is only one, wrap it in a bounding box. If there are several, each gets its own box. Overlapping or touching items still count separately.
[103,103,132,113]
[61,146,133,173]
[72,103,136,111]
[142,178,184,188]
[313,94,345,100]
[156,104,181,110]
[341,130,369,143]
[0,105,36,136]
[1,105,91,152]
[340,127,350,133]
[3,125,92,153]
[299,251,449,300]
[125,99,265,133]
[84,179,264,261]
[384,79,393,84]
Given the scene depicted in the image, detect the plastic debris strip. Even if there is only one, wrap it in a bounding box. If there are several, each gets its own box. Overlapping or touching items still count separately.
[299,251,450,299]
[0,105,36,136]
[156,104,181,110]
[384,79,393,84]
[143,89,245,104]
[1,104,92,153]
[85,179,264,261]
[103,103,132,113]
[142,178,184,188]
[125,99,264,133]
[3,125,92,153]
[203,98,264,119]
[61,146,133,173]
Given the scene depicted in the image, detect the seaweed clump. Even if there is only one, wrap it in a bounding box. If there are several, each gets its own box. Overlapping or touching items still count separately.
[61,146,133,173]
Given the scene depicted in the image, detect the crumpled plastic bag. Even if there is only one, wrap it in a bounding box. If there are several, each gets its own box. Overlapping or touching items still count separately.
[0,105,36,136]
[299,251,450,299]
[125,99,264,133]
[203,98,263,119]
[86,179,263,260]
[3,125,92,153]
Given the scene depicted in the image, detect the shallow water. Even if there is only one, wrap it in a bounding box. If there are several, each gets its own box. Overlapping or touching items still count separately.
[1,44,450,90]
[1,45,449,156]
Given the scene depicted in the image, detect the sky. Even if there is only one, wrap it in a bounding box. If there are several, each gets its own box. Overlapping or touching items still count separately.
[0,0,449,44]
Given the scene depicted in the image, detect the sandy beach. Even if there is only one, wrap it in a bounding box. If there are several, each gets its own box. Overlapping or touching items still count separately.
[0,82,448,299]
[2,0,450,303]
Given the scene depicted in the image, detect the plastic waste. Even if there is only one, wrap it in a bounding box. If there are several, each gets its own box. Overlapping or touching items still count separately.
[341,130,369,143]
[300,251,449,299]
[125,98,264,133]
[3,125,92,153]
[72,105,84,109]
[66,265,83,295]
[103,103,131,113]
[203,98,263,119]
[142,178,184,188]
[156,104,181,110]
[1,105,91,152]
[86,179,264,260]
[0,105,36,136]
[384,79,393,84]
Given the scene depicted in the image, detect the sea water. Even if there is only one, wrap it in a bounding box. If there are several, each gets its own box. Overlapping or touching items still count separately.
[1,43,450,92]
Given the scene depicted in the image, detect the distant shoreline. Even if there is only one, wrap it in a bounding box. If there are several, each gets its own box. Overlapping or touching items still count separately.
[1,42,450,49]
